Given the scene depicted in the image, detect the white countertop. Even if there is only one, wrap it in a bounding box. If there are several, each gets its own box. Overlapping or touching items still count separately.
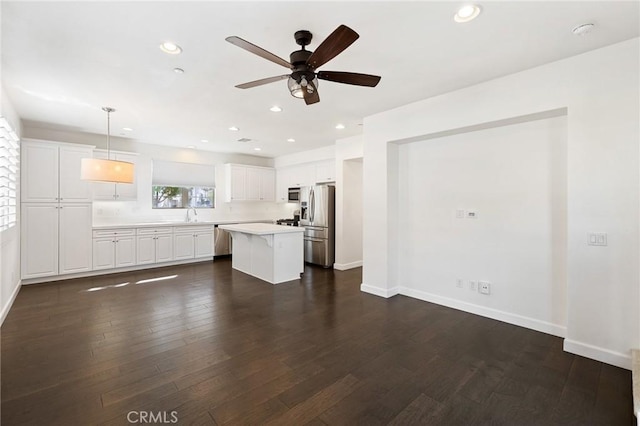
[92,219,275,230]
[218,223,304,235]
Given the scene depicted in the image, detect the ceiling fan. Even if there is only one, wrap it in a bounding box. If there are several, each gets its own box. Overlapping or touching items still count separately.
[225,25,381,105]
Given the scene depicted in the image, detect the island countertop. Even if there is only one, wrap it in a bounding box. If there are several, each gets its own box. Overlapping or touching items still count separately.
[218,223,304,235]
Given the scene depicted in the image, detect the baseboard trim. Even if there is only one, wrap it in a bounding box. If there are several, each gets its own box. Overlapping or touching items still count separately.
[334,260,362,271]
[564,339,631,370]
[21,258,214,285]
[399,286,566,338]
[360,283,399,298]
[0,279,21,325]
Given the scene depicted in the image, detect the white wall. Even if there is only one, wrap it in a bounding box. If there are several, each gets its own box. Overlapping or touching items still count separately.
[335,135,364,270]
[1,84,22,324]
[362,38,639,369]
[274,145,335,168]
[22,126,292,224]
[398,115,567,336]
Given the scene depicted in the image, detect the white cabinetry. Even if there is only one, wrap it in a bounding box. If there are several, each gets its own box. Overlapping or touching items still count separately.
[275,160,335,202]
[92,229,136,270]
[92,150,138,201]
[21,140,94,279]
[173,225,214,260]
[21,140,93,203]
[136,228,173,265]
[21,203,92,279]
[224,164,275,202]
[314,160,336,183]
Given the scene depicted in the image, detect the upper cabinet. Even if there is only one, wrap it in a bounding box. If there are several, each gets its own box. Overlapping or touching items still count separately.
[91,150,138,201]
[224,164,275,202]
[314,160,336,183]
[21,140,94,203]
[275,159,336,203]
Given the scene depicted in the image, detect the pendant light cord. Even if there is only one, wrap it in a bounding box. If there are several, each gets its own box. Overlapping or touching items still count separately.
[102,106,115,161]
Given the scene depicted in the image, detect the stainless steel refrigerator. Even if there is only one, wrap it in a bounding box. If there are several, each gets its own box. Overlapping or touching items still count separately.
[299,185,335,268]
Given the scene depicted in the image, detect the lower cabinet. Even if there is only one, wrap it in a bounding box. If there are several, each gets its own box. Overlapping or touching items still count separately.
[92,229,136,270]
[136,228,173,265]
[173,226,214,260]
[22,203,93,279]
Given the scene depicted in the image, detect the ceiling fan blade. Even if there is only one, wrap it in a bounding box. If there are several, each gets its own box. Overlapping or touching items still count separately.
[303,81,320,105]
[317,71,381,87]
[225,36,291,69]
[235,75,290,89]
[306,25,359,70]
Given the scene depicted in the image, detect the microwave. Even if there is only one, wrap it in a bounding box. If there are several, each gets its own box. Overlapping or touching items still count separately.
[288,187,301,203]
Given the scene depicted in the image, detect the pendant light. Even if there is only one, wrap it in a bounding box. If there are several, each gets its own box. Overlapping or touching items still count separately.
[81,107,134,184]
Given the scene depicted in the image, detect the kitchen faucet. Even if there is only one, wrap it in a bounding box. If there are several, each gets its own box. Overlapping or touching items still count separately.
[186,207,198,223]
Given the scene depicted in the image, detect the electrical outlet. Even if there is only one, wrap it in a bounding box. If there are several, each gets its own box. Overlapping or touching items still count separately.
[466,210,478,219]
[469,280,477,291]
[456,278,464,288]
[479,281,491,295]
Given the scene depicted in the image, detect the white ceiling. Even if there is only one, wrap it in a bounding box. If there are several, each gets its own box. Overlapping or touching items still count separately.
[2,1,638,158]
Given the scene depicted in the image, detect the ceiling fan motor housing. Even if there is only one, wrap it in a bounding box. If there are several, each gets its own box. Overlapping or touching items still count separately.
[289,49,315,83]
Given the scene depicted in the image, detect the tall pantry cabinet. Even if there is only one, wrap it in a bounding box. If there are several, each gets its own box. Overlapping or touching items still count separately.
[21,140,94,279]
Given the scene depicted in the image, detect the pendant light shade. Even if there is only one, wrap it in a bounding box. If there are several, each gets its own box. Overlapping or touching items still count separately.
[80,158,134,183]
[81,107,135,184]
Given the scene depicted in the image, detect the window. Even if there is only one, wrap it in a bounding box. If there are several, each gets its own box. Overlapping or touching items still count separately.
[151,160,215,209]
[0,117,19,231]
[152,186,215,209]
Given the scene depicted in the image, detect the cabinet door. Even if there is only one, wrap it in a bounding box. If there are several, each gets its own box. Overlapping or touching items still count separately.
[259,168,276,201]
[58,203,93,274]
[114,153,138,201]
[276,168,290,203]
[59,146,93,202]
[115,236,136,268]
[21,141,59,202]
[136,235,156,265]
[91,151,118,200]
[228,165,246,201]
[21,203,59,278]
[315,160,336,183]
[245,167,261,200]
[155,234,173,263]
[290,165,311,187]
[93,238,115,270]
[194,232,213,257]
[174,232,195,260]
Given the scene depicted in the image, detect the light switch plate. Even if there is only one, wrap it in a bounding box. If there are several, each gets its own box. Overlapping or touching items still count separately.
[456,209,465,219]
[587,232,607,246]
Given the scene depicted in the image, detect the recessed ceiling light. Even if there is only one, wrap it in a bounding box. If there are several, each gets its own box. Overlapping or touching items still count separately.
[287,138,296,142]
[254,147,261,151]
[335,124,345,129]
[160,41,182,55]
[201,139,209,143]
[229,126,239,131]
[270,106,282,112]
[454,4,481,23]
[122,127,133,132]
[187,145,195,149]
[173,67,185,74]
[572,23,595,36]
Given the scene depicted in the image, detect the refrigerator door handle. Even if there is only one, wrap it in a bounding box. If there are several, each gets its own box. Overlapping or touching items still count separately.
[310,188,315,223]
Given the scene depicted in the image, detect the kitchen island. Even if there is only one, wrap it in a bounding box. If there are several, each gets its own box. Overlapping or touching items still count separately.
[218,223,304,284]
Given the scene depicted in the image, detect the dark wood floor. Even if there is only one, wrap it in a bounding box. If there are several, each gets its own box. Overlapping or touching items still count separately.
[1,259,633,425]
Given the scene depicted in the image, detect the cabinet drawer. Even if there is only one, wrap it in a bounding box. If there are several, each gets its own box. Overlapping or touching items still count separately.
[136,227,173,235]
[93,228,135,238]
[173,225,213,234]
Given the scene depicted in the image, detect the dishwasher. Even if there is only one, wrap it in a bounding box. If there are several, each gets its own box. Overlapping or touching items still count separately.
[213,224,234,257]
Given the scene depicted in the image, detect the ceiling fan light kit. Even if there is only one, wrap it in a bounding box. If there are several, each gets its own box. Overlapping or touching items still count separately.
[225,25,381,105]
